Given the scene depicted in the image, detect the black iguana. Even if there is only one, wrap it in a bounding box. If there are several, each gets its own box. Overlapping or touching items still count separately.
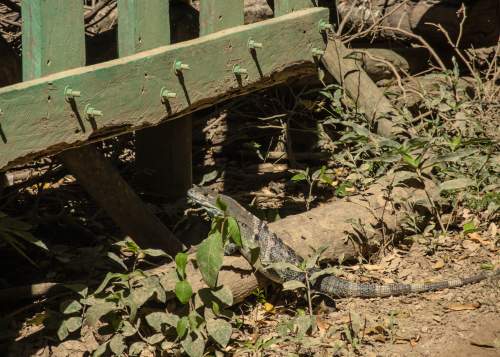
[187,186,499,298]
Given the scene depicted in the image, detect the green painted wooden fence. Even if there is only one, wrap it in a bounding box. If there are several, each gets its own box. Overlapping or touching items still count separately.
[0,0,330,178]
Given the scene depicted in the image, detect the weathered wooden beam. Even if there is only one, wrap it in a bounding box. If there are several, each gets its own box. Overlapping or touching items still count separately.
[321,39,396,136]
[0,8,328,171]
[274,0,314,16]
[61,145,184,254]
[20,0,184,254]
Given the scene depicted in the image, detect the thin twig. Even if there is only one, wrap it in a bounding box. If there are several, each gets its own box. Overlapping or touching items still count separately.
[0,0,20,13]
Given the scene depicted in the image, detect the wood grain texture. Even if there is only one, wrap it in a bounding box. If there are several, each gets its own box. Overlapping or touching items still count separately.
[118,0,170,57]
[21,0,85,80]
[274,0,314,16]
[200,0,244,36]
[0,8,328,171]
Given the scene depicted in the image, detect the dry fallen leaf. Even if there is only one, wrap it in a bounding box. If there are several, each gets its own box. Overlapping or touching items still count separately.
[316,317,331,335]
[445,302,481,311]
[462,239,480,251]
[433,258,445,270]
[467,232,485,244]
[334,315,351,325]
[363,264,383,271]
[487,223,497,239]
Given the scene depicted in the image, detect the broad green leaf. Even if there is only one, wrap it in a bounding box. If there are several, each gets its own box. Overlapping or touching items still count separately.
[309,267,340,283]
[129,342,147,356]
[57,321,69,341]
[188,310,204,330]
[196,232,224,288]
[211,286,234,306]
[206,318,232,347]
[212,300,221,315]
[463,221,477,234]
[181,333,206,357]
[65,317,82,333]
[429,148,477,165]
[294,315,313,337]
[291,172,307,182]
[177,316,189,339]
[216,197,227,212]
[130,285,155,310]
[142,248,169,258]
[93,272,127,295]
[401,153,420,169]
[305,246,328,270]
[121,320,137,337]
[282,280,306,291]
[109,334,126,356]
[147,333,165,345]
[175,280,193,304]
[175,252,189,279]
[227,217,242,247]
[60,299,82,314]
[124,238,141,254]
[92,342,109,357]
[267,261,303,273]
[85,301,116,327]
[107,252,127,270]
[439,178,475,191]
[146,312,179,332]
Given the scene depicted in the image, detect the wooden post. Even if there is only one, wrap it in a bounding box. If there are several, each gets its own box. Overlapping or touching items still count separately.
[200,0,244,36]
[119,0,192,199]
[274,0,314,16]
[22,0,184,254]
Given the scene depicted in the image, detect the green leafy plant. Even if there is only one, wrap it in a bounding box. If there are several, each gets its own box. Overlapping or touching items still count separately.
[53,198,243,357]
[290,166,335,210]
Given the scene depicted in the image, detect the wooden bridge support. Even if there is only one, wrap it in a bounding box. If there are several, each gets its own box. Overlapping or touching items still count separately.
[119,0,192,199]
[21,0,183,254]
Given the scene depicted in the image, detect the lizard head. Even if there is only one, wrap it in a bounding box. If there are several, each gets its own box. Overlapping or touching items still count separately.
[187,186,223,217]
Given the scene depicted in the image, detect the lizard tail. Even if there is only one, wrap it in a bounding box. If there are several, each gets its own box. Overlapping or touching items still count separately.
[318,269,500,298]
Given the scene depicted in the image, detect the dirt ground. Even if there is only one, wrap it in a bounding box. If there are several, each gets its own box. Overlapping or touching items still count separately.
[225,235,499,356]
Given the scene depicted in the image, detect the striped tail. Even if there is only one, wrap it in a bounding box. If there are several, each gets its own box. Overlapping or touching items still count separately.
[318,270,500,298]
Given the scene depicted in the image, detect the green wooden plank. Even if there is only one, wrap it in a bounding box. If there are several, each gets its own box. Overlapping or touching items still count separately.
[22,0,85,80]
[0,8,328,171]
[200,0,244,36]
[275,0,315,17]
[118,0,170,56]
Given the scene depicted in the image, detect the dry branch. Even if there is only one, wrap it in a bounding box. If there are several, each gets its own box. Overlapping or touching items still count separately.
[321,38,399,136]
[336,0,500,49]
